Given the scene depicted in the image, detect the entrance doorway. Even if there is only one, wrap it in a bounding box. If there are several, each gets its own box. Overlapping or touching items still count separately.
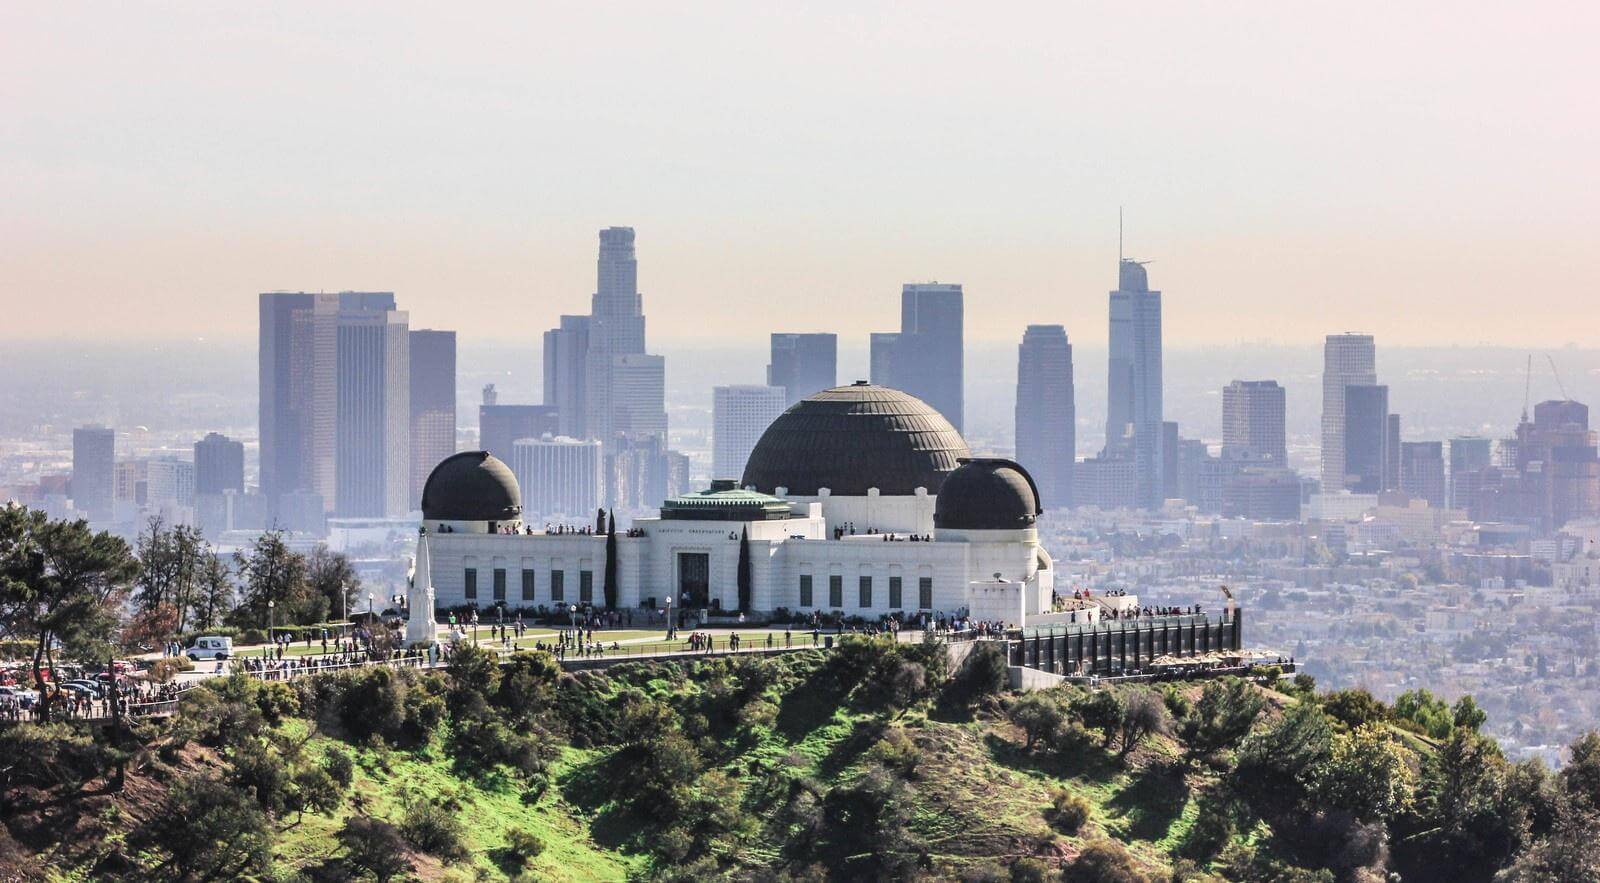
[677,552,710,609]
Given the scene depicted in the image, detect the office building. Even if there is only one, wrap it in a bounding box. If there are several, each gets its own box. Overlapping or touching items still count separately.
[1222,380,1287,468]
[194,432,244,497]
[145,458,195,508]
[768,333,837,409]
[870,283,964,432]
[1449,436,1493,511]
[1014,325,1075,510]
[1400,441,1447,508]
[543,315,590,438]
[410,329,456,508]
[1342,385,1390,494]
[1105,260,1163,508]
[713,385,787,480]
[1223,468,1301,521]
[259,292,338,515]
[510,436,603,520]
[335,294,410,517]
[71,426,115,521]
[1176,438,1227,514]
[1386,414,1402,492]
[1320,333,1377,493]
[610,353,668,443]
[1073,455,1139,511]
[479,390,560,468]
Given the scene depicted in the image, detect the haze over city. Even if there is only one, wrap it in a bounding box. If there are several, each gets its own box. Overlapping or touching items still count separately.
[4,3,1597,346]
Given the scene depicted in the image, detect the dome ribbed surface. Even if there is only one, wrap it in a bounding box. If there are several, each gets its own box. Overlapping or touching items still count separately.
[741,383,970,496]
[421,451,522,522]
[934,458,1042,530]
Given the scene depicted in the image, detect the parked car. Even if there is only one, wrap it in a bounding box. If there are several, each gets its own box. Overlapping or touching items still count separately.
[63,680,104,699]
[0,686,40,709]
[185,636,233,661]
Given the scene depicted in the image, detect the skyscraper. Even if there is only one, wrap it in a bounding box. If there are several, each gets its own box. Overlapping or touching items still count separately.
[768,333,837,408]
[510,436,603,520]
[259,292,338,516]
[1342,384,1389,493]
[71,425,115,521]
[409,329,456,507]
[479,396,560,467]
[1222,380,1287,468]
[871,283,964,432]
[585,227,657,449]
[1014,325,1075,510]
[193,432,244,496]
[1400,441,1447,507]
[1320,333,1377,492]
[1105,260,1163,508]
[335,293,410,517]
[543,314,590,438]
[1449,436,1493,511]
[713,385,787,480]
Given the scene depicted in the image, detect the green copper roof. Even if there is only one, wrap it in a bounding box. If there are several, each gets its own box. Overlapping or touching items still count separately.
[660,480,795,521]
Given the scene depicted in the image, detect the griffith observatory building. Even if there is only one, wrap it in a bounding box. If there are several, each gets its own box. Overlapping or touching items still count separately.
[414,383,1056,626]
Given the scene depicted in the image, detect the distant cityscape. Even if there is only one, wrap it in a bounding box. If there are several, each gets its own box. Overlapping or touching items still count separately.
[6,225,1600,760]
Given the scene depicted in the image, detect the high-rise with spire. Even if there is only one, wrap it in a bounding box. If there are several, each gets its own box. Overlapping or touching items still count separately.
[1105,258,1163,508]
[584,227,664,453]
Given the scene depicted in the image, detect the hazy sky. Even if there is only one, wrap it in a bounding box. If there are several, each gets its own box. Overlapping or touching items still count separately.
[2,3,1595,347]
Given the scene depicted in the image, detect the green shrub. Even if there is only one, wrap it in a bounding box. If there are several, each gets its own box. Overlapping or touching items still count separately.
[324,746,354,789]
[147,656,194,683]
[1061,838,1151,883]
[337,815,412,883]
[400,799,469,863]
[1047,788,1092,833]
[867,728,921,778]
[240,628,268,646]
[503,828,546,868]
[1010,857,1052,883]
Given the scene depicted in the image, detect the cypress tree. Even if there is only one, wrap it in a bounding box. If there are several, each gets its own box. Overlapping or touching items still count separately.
[603,512,619,610]
[737,526,752,613]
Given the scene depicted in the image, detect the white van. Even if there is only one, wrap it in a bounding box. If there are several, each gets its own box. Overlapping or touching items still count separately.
[185,636,233,661]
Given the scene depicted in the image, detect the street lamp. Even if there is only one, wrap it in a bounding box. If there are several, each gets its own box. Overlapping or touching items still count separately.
[267,599,275,642]
[664,595,675,641]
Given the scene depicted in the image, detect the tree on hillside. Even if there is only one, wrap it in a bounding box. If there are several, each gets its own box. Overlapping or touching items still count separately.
[737,526,752,613]
[133,515,206,631]
[1118,688,1172,757]
[0,507,137,722]
[604,511,618,610]
[191,552,234,631]
[1317,722,1416,823]
[306,544,358,622]
[1179,677,1266,761]
[231,530,314,628]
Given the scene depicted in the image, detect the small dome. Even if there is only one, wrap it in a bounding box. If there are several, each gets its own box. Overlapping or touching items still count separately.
[741,382,970,496]
[421,451,522,522]
[934,458,1042,530]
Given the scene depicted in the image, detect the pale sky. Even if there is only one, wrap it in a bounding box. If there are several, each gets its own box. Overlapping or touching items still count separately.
[2,3,1595,346]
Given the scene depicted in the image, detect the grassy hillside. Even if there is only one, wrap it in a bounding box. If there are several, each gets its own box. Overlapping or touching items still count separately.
[2,639,1597,882]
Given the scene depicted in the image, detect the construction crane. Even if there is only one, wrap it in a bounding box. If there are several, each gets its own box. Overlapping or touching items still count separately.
[1547,354,1572,402]
[1522,354,1533,424]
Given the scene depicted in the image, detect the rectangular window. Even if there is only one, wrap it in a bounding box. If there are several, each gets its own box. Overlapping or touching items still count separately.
[464,568,477,600]
[829,574,843,609]
[551,570,565,602]
[858,575,872,608]
[521,569,535,602]
[918,577,933,610]
[889,576,903,609]
[799,574,813,607]
[580,570,593,604]
[493,568,507,602]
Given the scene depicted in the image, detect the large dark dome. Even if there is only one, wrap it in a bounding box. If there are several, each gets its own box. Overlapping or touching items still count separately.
[741,382,970,496]
[421,451,522,522]
[934,458,1042,530]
